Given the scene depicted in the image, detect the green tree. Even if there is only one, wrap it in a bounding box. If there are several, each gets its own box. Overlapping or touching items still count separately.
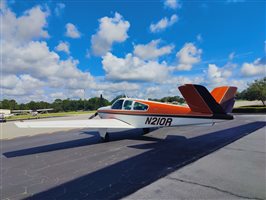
[243,77,266,106]
[52,99,63,112]
[0,99,18,110]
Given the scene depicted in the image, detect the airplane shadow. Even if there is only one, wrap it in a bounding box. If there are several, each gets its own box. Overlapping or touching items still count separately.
[22,121,265,200]
[3,129,159,158]
[3,131,100,158]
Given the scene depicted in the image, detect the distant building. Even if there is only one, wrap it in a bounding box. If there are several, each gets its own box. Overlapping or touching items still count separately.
[0,109,11,115]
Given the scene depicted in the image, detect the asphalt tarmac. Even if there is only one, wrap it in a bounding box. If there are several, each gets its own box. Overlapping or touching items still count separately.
[0,114,265,200]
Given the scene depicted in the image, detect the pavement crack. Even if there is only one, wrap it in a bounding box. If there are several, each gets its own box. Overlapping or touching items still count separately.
[167,177,263,200]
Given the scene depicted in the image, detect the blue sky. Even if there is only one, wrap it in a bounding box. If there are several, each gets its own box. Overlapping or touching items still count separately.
[1,0,265,102]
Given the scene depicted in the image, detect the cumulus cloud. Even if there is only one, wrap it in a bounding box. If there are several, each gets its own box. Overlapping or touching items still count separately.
[50,92,67,100]
[175,43,202,70]
[2,74,44,96]
[241,57,266,77]
[2,40,95,87]
[150,14,178,33]
[207,64,228,86]
[1,4,49,44]
[164,0,181,9]
[65,23,81,38]
[91,12,130,56]
[55,41,70,54]
[102,52,170,82]
[133,40,174,60]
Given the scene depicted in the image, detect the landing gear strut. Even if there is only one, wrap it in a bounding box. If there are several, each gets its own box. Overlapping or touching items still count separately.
[101,132,110,142]
[99,129,110,142]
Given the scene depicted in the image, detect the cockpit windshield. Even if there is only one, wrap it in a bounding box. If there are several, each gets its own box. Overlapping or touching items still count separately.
[111,99,124,109]
[111,99,148,111]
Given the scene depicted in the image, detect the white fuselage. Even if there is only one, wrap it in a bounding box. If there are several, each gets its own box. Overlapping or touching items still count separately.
[98,108,219,128]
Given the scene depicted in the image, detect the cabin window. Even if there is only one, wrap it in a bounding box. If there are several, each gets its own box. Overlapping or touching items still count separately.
[123,100,133,110]
[133,102,148,111]
[111,99,124,109]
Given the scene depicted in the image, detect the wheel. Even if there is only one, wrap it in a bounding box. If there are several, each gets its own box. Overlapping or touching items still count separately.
[142,128,150,135]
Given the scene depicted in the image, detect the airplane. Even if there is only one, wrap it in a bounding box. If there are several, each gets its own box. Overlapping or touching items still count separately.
[12,108,54,116]
[15,84,237,142]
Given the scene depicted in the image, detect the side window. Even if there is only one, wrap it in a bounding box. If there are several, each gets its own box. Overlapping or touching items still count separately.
[123,100,133,110]
[133,102,148,111]
[111,100,124,109]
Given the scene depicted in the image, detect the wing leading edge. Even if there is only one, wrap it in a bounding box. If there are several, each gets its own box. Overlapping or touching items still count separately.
[15,119,135,129]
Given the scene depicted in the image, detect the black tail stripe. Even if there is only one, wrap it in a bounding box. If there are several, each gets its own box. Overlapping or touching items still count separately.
[193,85,226,114]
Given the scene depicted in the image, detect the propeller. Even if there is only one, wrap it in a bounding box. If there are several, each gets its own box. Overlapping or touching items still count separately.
[89,112,98,119]
[88,93,103,119]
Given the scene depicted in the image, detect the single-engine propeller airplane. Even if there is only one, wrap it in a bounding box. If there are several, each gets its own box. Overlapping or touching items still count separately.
[16,84,237,141]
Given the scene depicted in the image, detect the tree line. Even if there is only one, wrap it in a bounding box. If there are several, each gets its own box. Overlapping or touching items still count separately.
[0,95,186,112]
[1,77,265,111]
[0,97,110,112]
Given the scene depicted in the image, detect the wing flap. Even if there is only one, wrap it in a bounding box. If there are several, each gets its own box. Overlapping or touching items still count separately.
[15,119,134,129]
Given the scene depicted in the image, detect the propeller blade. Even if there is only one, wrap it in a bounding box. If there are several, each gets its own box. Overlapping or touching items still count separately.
[89,112,98,119]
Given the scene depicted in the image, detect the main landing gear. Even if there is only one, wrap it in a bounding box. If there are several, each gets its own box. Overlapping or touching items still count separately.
[99,129,110,142]
[100,132,110,142]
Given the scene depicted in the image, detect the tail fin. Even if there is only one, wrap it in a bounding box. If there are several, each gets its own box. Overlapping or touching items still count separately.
[178,84,237,116]
[211,86,237,113]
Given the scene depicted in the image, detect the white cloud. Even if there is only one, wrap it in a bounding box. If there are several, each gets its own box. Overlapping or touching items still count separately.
[50,92,66,100]
[2,40,95,88]
[176,43,202,70]
[150,14,178,33]
[1,4,49,44]
[207,64,227,86]
[65,23,81,38]
[241,58,266,77]
[102,52,170,82]
[164,0,181,9]
[2,74,44,96]
[55,41,70,54]
[1,3,141,102]
[206,63,236,89]
[91,12,130,56]
[55,3,65,16]
[133,39,174,60]
[96,81,140,92]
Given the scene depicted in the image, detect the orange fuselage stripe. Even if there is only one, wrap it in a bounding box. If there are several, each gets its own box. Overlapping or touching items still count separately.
[99,100,213,117]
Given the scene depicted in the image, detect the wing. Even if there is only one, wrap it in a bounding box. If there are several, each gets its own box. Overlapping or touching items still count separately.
[15,119,134,129]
